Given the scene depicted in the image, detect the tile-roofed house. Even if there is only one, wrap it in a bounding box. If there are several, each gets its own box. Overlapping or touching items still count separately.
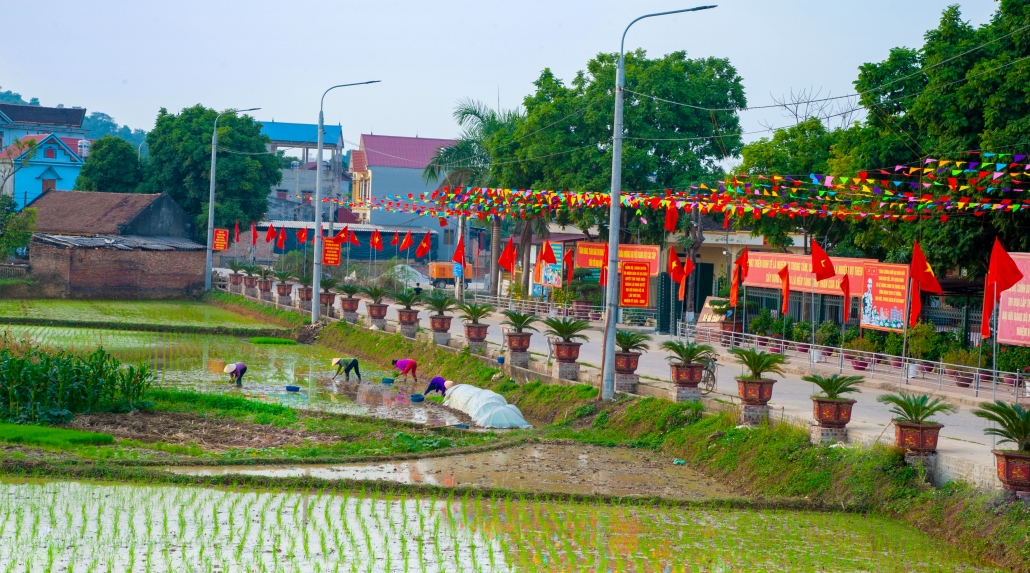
[1,133,90,209]
[360,134,453,169]
[27,190,196,238]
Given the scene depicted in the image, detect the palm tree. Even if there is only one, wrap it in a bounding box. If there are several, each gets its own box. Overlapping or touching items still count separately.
[730,347,787,380]
[659,340,715,366]
[616,330,652,354]
[972,401,1030,451]
[802,374,863,400]
[877,393,957,425]
[501,310,540,334]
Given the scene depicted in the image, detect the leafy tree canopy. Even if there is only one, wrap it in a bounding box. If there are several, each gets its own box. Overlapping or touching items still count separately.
[74,135,142,193]
[82,112,148,151]
[0,195,35,259]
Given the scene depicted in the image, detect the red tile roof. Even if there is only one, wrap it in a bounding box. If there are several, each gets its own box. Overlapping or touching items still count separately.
[359,134,454,169]
[1,134,89,160]
[349,149,367,172]
[28,190,163,235]
[0,103,86,127]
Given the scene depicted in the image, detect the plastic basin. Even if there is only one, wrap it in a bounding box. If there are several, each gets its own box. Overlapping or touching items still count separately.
[410,394,425,403]
[285,385,300,393]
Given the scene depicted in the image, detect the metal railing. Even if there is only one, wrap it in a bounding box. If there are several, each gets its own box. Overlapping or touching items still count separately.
[677,320,1028,402]
[466,292,657,327]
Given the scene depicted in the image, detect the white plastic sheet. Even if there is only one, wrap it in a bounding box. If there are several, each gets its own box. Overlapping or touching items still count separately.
[444,384,532,429]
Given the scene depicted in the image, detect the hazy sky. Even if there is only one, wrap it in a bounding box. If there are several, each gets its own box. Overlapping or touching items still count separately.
[5,1,996,158]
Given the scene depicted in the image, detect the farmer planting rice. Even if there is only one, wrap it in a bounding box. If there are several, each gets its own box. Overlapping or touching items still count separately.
[392,358,419,383]
[223,362,247,388]
[423,376,448,396]
[332,357,362,382]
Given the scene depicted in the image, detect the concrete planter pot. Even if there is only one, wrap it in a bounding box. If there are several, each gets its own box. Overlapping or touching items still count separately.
[849,358,870,371]
[736,377,776,406]
[429,315,453,333]
[553,341,582,364]
[340,297,360,312]
[397,309,419,326]
[244,276,257,289]
[571,299,591,319]
[319,292,336,306]
[945,367,974,388]
[276,283,291,296]
[812,398,856,428]
[719,320,742,345]
[889,357,903,368]
[992,450,1030,492]
[464,323,489,343]
[671,363,704,388]
[894,421,943,453]
[257,280,273,293]
[366,304,388,320]
[506,332,532,352]
[794,342,810,353]
[614,352,641,374]
[298,287,313,302]
[229,273,243,286]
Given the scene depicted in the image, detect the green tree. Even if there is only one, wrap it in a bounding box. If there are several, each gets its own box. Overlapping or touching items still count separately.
[82,112,148,151]
[140,105,280,238]
[0,195,35,259]
[74,135,142,193]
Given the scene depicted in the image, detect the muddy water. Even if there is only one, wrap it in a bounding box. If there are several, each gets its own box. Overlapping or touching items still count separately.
[166,442,734,499]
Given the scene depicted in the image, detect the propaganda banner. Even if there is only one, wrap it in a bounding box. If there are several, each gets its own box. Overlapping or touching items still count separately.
[995,253,1030,346]
[322,239,342,266]
[212,228,230,251]
[575,242,661,276]
[859,263,909,332]
[619,261,650,307]
[743,252,872,295]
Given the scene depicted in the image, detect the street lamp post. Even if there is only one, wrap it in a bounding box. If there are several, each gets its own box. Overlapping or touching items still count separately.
[205,107,260,290]
[600,6,716,401]
[311,81,380,323]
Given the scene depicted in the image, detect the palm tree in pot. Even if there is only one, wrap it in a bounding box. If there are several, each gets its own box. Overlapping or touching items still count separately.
[423,290,458,333]
[337,284,361,313]
[973,400,1030,492]
[297,273,314,302]
[243,264,260,289]
[877,392,956,453]
[615,330,652,375]
[256,267,274,294]
[501,310,540,352]
[272,270,293,297]
[393,290,423,326]
[362,285,390,319]
[226,260,246,287]
[803,374,862,428]
[319,276,339,306]
[729,347,787,406]
[661,340,715,387]
[542,317,590,363]
[458,302,495,343]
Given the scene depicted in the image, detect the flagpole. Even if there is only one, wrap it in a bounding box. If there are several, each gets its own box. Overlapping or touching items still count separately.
[811,274,816,369]
[900,277,912,390]
[992,281,998,404]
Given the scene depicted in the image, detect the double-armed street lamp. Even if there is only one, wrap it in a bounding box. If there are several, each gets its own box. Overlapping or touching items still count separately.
[205,107,261,290]
[600,6,717,401]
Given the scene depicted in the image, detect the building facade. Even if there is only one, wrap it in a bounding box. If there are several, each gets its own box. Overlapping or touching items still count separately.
[260,121,351,223]
[0,104,90,209]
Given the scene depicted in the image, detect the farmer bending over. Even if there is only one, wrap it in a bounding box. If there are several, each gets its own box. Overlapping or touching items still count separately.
[423,376,448,397]
[392,358,418,384]
[332,358,362,382]
[224,362,247,388]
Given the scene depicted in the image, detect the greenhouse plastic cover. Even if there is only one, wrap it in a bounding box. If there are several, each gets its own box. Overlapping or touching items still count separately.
[444,384,532,428]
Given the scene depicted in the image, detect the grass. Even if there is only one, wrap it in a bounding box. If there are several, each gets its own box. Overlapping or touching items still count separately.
[0,423,113,448]
[202,291,309,329]
[247,337,297,345]
[0,298,284,329]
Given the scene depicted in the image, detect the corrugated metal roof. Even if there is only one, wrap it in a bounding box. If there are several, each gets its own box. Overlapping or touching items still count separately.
[32,234,205,251]
[360,134,454,169]
[0,103,86,127]
[260,121,342,146]
[259,221,438,235]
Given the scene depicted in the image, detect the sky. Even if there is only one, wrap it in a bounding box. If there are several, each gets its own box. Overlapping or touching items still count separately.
[4,0,997,160]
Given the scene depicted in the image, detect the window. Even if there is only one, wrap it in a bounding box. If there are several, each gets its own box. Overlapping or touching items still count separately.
[42,179,56,192]
[44,147,56,159]
[443,229,455,246]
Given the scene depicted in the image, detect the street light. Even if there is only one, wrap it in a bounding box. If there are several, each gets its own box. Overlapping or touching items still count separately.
[600,6,716,401]
[205,107,260,290]
[311,81,380,323]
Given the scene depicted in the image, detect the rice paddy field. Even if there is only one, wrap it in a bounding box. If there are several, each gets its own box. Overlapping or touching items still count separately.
[0,299,280,329]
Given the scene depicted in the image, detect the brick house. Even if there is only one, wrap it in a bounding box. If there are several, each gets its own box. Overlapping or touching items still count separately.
[25,190,205,298]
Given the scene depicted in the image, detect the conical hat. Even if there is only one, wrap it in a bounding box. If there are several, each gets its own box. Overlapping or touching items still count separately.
[332,358,342,367]
[223,363,235,374]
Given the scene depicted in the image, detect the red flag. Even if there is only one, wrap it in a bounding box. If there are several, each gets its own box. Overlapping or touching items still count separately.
[668,249,685,284]
[370,230,383,252]
[250,222,257,246]
[391,231,399,246]
[452,235,465,264]
[399,231,413,251]
[664,204,679,232]
[909,241,941,326]
[811,241,835,282]
[564,248,575,286]
[438,217,448,227]
[540,240,557,265]
[734,247,750,279]
[841,273,851,322]
[982,238,1025,338]
[296,228,308,244]
[679,257,694,301]
[415,232,431,258]
[778,264,790,315]
[600,242,609,287]
[497,237,516,273]
[349,229,360,246]
[276,228,286,250]
[729,264,740,307]
[332,226,347,244]
[233,221,240,243]
[265,224,276,243]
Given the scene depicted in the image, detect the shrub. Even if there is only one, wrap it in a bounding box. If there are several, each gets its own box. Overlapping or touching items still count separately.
[844,337,877,353]
[814,321,840,347]
[906,322,939,361]
[749,309,772,336]
[792,321,812,344]
[884,332,904,357]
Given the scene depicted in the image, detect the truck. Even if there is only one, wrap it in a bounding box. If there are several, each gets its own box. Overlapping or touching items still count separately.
[428,262,471,289]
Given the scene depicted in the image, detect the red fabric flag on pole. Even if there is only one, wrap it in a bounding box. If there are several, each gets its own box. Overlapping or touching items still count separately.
[778,264,790,315]
[540,240,557,265]
[909,240,942,326]
[415,232,431,259]
[564,248,575,286]
[296,228,308,244]
[734,247,749,279]
[265,224,276,243]
[981,238,1024,338]
[349,229,360,246]
[664,204,679,233]
[811,241,835,282]
[332,226,347,244]
[841,274,851,322]
[668,249,685,284]
[599,242,609,287]
[497,237,516,273]
[729,264,740,307]
[370,230,383,252]
[276,228,286,250]
[233,221,240,243]
[250,222,257,246]
[390,231,399,246]
[678,256,694,301]
[399,231,413,251]
[452,235,465,264]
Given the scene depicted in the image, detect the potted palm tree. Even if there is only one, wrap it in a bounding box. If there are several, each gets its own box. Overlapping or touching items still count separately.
[730,347,787,406]
[227,260,246,290]
[256,267,274,299]
[423,290,457,334]
[319,276,339,306]
[272,270,293,297]
[972,400,1030,492]
[243,264,260,291]
[296,273,314,302]
[615,330,652,375]
[877,392,957,453]
[660,340,715,387]
[501,310,540,353]
[362,285,389,320]
[458,302,495,344]
[803,374,862,428]
[542,317,590,363]
[338,284,361,313]
[393,290,423,327]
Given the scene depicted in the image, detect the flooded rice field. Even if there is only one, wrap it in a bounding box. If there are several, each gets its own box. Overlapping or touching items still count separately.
[0,479,998,572]
[0,299,280,328]
[167,443,733,499]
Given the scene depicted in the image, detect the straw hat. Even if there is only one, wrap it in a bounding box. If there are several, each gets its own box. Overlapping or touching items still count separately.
[331,358,342,367]
[444,380,456,389]
[223,363,236,374]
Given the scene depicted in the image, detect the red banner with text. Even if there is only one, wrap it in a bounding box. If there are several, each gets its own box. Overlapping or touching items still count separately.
[212,228,229,251]
[322,240,342,266]
[620,262,651,307]
[996,253,1030,347]
[743,252,872,295]
[575,242,660,276]
[859,263,909,332]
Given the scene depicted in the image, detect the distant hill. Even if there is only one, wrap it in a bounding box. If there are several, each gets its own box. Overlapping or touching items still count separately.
[0,86,147,151]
